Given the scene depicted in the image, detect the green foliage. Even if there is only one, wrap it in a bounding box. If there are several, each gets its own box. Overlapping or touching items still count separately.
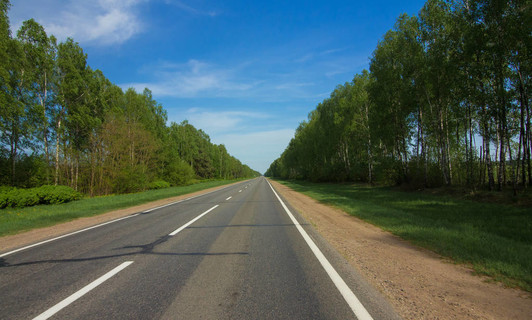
[112,164,149,194]
[148,180,171,190]
[35,185,83,204]
[0,2,259,195]
[0,185,82,208]
[166,158,195,186]
[0,188,39,208]
[267,0,531,194]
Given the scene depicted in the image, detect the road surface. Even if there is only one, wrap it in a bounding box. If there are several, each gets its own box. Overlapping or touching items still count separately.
[0,177,400,319]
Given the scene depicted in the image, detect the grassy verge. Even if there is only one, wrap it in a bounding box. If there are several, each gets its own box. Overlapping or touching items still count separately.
[0,179,242,237]
[274,179,532,292]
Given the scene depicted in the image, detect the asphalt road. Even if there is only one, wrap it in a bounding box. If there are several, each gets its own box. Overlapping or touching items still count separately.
[0,177,400,320]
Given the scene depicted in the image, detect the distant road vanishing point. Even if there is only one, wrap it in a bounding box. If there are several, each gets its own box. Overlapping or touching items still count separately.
[0,177,399,320]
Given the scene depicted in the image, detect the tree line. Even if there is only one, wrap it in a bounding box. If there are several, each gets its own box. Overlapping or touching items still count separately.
[0,0,258,195]
[266,0,530,193]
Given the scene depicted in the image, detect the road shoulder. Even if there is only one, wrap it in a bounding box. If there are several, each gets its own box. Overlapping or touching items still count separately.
[269,179,532,320]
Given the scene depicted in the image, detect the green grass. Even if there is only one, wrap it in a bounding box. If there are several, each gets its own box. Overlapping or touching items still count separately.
[274,179,532,292]
[0,180,242,237]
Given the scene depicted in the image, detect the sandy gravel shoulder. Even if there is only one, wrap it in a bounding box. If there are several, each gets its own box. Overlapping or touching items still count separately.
[269,180,532,320]
[0,182,240,254]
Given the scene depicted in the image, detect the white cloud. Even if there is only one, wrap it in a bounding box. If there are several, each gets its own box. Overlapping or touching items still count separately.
[10,0,144,45]
[184,109,269,135]
[164,0,219,17]
[274,82,314,90]
[295,53,314,63]
[123,59,255,98]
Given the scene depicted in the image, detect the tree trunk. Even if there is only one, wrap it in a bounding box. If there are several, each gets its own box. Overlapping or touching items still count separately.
[445,107,452,185]
[511,135,519,195]
[518,80,526,186]
[480,144,485,186]
[75,153,79,191]
[366,103,373,184]
[482,101,495,191]
[468,103,474,186]
[439,107,448,185]
[525,100,532,186]
[517,67,530,187]
[54,118,61,186]
[10,131,17,186]
[39,74,50,184]
[486,139,495,191]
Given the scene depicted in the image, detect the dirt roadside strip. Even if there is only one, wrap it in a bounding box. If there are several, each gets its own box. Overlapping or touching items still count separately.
[0,181,244,254]
[269,180,532,320]
[1,179,531,319]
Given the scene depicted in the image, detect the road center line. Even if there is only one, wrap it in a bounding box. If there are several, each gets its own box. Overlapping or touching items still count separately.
[33,261,134,320]
[266,180,374,320]
[169,205,219,236]
[142,182,238,213]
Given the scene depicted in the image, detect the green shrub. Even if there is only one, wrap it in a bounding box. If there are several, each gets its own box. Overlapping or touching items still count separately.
[0,193,7,208]
[112,164,149,194]
[3,189,40,208]
[166,159,195,186]
[16,189,40,207]
[0,185,82,209]
[35,185,83,204]
[149,180,171,190]
[0,186,15,193]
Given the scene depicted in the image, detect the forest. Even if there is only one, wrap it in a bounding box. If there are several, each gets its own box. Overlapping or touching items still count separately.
[0,0,258,196]
[266,0,530,193]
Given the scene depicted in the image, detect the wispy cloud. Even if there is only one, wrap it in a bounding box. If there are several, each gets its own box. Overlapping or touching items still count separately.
[123,58,331,102]
[181,109,270,134]
[294,48,346,64]
[164,0,220,17]
[274,82,314,90]
[123,59,255,98]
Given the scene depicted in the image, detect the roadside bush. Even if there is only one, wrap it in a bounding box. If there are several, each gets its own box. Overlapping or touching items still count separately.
[149,180,171,190]
[0,185,82,209]
[35,185,83,204]
[0,186,15,193]
[14,189,40,207]
[112,164,149,194]
[166,159,195,186]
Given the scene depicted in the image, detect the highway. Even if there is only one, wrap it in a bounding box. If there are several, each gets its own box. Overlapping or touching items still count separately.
[0,177,400,319]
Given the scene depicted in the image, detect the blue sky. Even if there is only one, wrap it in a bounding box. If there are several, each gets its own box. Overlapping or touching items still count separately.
[9,0,427,174]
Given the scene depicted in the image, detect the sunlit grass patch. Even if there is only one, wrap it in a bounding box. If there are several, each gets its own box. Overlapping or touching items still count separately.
[274,179,532,292]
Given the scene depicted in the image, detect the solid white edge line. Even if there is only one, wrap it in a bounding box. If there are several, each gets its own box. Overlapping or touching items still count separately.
[266,180,374,320]
[33,261,134,320]
[169,205,219,236]
[0,215,138,258]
